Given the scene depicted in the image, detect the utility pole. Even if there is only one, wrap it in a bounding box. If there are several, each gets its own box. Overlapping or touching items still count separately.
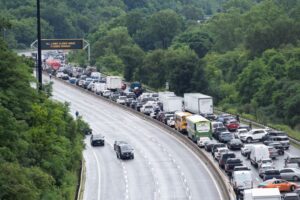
[37,0,42,90]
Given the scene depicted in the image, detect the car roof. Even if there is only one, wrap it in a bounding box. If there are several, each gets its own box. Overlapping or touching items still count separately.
[92,134,104,138]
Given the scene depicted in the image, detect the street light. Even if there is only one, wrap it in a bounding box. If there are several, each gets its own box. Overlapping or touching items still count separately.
[37,0,42,90]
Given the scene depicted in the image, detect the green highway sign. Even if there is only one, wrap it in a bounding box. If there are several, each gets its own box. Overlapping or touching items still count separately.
[41,39,83,50]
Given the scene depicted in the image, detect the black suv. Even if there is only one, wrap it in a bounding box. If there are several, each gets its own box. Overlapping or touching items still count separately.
[224,158,243,176]
[116,144,134,160]
[262,131,290,149]
[114,141,128,151]
[219,152,236,169]
[262,169,281,181]
[90,134,105,146]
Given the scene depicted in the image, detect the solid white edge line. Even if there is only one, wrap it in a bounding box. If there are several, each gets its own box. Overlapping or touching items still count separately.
[92,150,102,200]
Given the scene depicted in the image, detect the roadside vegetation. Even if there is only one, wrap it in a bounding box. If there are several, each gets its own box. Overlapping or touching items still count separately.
[0,21,87,199]
[1,1,299,137]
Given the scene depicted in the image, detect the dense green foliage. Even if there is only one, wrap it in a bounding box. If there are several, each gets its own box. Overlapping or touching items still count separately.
[1,0,299,133]
[0,27,85,198]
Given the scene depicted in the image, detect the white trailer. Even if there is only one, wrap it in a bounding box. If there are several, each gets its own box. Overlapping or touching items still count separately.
[159,91,175,104]
[106,76,122,90]
[184,93,213,115]
[163,96,183,112]
[243,188,281,200]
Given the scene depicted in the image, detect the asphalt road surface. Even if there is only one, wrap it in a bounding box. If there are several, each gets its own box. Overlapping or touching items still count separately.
[48,77,224,200]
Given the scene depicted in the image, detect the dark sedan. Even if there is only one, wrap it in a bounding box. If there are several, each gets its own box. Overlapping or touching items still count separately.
[204,141,217,152]
[227,139,244,150]
[90,134,105,146]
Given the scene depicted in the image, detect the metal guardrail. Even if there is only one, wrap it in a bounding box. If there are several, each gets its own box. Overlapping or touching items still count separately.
[214,109,300,146]
[50,75,234,200]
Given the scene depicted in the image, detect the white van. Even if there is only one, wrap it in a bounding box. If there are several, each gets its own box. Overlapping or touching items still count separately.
[250,144,270,167]
[232,170,253,195]
[211,121,225,133]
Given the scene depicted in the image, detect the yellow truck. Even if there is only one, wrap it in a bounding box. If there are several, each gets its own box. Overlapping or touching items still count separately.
[174,111,192,133]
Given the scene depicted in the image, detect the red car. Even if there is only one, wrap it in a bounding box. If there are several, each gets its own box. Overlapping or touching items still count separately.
[225,119,240,131]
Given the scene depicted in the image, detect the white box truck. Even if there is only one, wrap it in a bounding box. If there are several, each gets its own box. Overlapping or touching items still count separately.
[243,188,281,200]
[184,93,213,114]
[158,91,175,102]
[106,76,122,90]
[163,96,183,112]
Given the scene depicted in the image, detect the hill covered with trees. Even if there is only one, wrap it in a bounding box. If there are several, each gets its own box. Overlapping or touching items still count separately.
[0,21,86,199]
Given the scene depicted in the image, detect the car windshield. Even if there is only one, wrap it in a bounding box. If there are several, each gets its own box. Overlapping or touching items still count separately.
[121,145,133,151]
[93,134,103,139]
[119,96,126,100]
[265,170,279,175]
[288,157,300,163]
[234,172,252,182]
[262,166,274,171]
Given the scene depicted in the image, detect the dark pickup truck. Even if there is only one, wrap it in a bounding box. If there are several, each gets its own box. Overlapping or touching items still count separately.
[262,169,281,181]
[225,158,243,176]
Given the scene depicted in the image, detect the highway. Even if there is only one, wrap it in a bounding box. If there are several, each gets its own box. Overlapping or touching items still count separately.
[48,77,225,200]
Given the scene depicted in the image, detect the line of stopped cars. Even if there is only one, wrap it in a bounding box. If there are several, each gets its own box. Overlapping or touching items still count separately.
[198,115,300,200]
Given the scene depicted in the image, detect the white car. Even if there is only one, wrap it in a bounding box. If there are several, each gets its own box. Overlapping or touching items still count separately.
[56,72,64,78]
[167,117,175,127]
[102,90,111,98]
[239,129,268,143]
[235,128,248,139]
[241,144,252,157]
[214,147,229,161]
[116,96,127,104]
[259,164,275,178]
[140,105,153,115]
[258,158,274,168]
[197,137,211,148]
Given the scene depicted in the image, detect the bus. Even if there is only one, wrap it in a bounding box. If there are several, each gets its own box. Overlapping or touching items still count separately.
[186,115,212,142]
[174,111,192,133]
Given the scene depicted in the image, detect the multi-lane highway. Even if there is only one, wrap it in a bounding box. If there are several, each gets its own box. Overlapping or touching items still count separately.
[48,77,226,200]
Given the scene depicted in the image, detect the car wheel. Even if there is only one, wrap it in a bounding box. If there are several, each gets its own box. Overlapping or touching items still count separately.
[131,155,134,159]
[293,176,299,182]
[246,137,253,143]
[291,185,295,191]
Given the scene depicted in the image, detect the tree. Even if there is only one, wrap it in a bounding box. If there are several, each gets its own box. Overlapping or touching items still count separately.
[139,9,183,50]
[95,53,124,74]
[173,29,214,58]
[236,59,268,103]
[119,45,145,81]
[164,46,200,95]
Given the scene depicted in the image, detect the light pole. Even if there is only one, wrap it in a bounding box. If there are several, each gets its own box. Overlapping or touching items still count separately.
[37,0,42,90]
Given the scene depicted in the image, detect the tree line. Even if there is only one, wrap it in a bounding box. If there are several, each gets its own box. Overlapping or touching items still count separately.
[0,21,87,199]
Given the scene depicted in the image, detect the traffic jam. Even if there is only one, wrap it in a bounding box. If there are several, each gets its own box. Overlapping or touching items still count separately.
[44,51,300,200]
